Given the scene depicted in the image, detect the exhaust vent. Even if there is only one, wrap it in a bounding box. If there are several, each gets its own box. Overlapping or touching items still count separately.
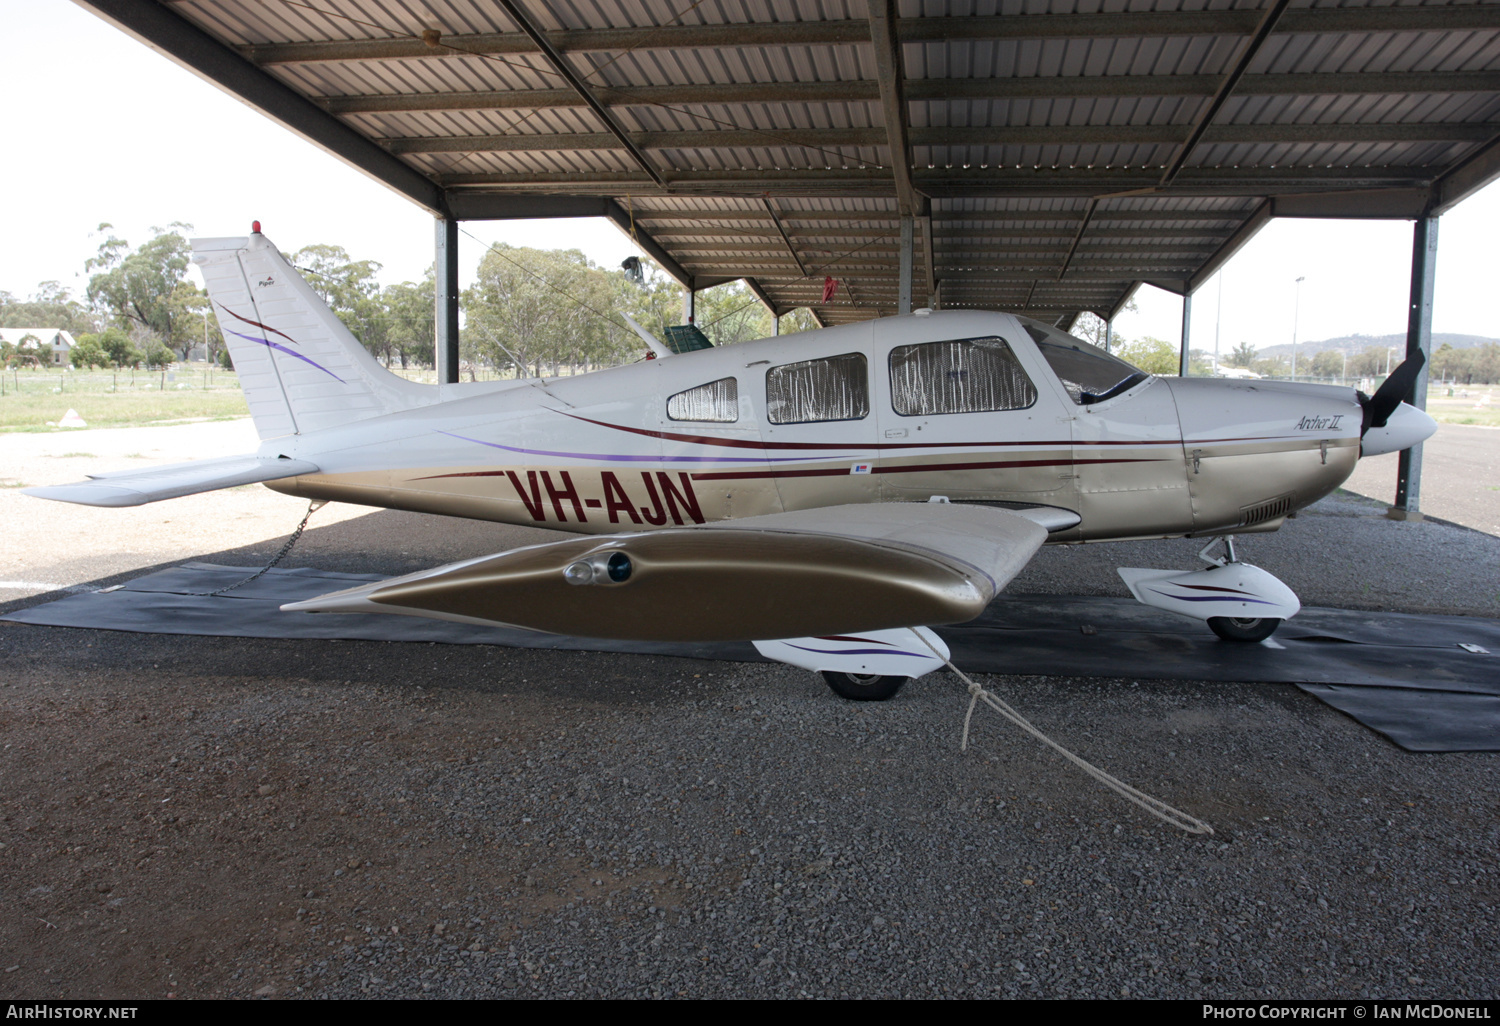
[1239,494,1294,527]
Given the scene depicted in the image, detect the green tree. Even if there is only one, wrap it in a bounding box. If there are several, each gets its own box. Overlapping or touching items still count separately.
[290,244,391,363]
[86,223,206,360]
[1310,350,1346,379]
[776,308,820,335]
[693,281,774,346]
[141,340,175,369]
[1114,335,1179,375]
[0,282,98,335]
[92,327,142,369]
[69,335,109,369]
[1225,341,1258,368]
[383,274,434,370]
[1069,296,1139,351]
[464,244,628,378]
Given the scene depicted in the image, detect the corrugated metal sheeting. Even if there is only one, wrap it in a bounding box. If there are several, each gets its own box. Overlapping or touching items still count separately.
[148,0,1500,324]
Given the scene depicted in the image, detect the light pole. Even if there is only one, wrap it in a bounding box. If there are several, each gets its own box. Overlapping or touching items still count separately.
[1214,271,1224,375]
[1291,276,1305,380]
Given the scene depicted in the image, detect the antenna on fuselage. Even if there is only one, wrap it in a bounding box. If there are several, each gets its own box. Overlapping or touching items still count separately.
[621,313,673,360]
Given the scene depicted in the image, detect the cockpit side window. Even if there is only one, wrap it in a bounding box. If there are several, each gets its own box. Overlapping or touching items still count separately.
[1022,322,1147,405]
[766,352,869,424]
[889,336,1037,416]
[667,377,738,422]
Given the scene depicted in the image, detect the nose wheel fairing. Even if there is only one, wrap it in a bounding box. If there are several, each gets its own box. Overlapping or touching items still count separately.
[1118,536,1300,643]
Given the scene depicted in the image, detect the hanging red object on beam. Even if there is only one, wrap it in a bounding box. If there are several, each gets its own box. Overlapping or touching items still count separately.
[821,276,837,304]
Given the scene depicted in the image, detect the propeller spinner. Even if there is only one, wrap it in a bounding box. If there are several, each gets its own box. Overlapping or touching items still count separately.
[1357,351,1438,457]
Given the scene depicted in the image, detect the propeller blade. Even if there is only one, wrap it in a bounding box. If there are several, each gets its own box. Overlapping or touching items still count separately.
[1360,349,1425,435]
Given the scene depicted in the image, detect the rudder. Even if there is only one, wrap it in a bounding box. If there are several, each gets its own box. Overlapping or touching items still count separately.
[193,227,426,439]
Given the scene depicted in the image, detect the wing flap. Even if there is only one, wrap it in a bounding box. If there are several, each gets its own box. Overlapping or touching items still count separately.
[285,503,1047,642]
[24,454,319,507]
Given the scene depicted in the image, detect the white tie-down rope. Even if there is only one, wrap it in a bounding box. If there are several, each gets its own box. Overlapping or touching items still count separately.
[909,630,1214,836]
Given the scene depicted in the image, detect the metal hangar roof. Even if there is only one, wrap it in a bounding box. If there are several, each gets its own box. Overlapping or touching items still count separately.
[79,0,1500,327]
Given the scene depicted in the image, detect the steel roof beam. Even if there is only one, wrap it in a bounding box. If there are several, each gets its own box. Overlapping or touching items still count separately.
[631,210,1245,224]
[866,0,921,217]
[491,0,664,188]
[1432,133,1500,216]
[246,7,1500,65]
[325,71,1500,115]
[71,0,447,216]
[1159,0,1293,187]
[391,122,1496,154]
[438,166,1435,194]
[1270,187,1434,219]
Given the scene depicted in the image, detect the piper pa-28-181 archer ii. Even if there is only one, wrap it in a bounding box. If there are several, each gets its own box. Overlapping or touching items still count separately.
[27,226,1437,701]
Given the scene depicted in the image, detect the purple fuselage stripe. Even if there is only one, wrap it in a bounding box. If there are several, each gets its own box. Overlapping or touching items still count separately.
[226,328,346,383]
[783,644,930,658]
[1148,588,1278,606]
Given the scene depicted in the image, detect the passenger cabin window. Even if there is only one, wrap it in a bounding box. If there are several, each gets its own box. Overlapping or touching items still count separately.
[667,377,739,422]
[1022,322,1147,405]
[766,353,869,424]
[889,336,1037,416]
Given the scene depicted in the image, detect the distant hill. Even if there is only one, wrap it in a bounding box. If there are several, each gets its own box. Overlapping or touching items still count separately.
[1257,333,1497,359]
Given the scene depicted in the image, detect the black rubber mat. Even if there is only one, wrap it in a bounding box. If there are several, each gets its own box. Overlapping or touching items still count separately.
[6,562,1498,752]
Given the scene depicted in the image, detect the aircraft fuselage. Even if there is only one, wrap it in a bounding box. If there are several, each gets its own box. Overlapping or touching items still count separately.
[259,310,1362,543]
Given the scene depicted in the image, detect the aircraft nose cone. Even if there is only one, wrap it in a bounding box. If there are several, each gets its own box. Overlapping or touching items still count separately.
[1361,401,1438,457]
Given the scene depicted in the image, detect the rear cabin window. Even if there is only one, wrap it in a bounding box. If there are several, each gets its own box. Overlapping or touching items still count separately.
[889,336,1037,416]
[766,353,869,424]
[667,377,739,422]
[1022,323,1147,405]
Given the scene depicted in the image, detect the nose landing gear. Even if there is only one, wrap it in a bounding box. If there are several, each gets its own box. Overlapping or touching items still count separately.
[1118,535,1300,643]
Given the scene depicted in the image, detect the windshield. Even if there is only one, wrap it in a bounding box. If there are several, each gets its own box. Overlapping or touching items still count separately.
[1020,320,1147,405]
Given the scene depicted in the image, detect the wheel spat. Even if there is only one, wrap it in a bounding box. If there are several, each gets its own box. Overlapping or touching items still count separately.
[1359,349,1425,435]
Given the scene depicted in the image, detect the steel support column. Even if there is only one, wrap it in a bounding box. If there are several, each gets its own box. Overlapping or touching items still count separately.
[435,217,460,384]
[898,216,914,315]
[1392,216,1438,519]
[1105,319,1114,354]
[1179,292,1193,377]
[684,285,696,325]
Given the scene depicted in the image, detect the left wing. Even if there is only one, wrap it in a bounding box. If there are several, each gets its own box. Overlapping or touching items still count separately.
[23,454,320,508]
[283,503,1063,642]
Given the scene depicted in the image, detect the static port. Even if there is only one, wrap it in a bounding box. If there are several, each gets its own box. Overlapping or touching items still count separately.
[607,552,633,582]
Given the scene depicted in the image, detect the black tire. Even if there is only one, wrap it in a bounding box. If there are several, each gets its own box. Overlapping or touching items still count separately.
[1207,616,1282,642]
[820,671,909,702]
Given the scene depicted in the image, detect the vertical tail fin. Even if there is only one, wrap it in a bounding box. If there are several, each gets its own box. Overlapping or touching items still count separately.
[192,228,425,439]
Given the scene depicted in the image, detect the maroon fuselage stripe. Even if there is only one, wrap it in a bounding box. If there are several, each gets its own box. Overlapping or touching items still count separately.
[557,410,1295,452]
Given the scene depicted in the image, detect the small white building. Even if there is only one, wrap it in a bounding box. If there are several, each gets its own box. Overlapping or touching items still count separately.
[0,328,75,366]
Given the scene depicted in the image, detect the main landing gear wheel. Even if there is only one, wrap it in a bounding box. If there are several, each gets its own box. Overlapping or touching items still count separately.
[1207,616,1282,643]
[821,671,909,702]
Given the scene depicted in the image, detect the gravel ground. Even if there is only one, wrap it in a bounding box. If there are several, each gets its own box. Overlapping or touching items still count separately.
[1,420,1497,1000]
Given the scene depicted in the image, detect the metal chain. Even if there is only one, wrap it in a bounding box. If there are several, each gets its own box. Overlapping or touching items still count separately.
[200,500,326,597]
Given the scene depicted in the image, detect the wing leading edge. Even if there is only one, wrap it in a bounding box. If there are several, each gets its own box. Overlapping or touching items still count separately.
[283,503,1050,642]
[23,454,320,508]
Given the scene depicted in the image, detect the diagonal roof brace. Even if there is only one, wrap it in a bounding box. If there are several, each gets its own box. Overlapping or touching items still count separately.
[1159,0,1292,188]
[492,0,664,188]
[762,199,809,279]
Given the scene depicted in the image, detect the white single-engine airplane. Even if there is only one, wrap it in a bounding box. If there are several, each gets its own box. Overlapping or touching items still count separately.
[28,227,1437,700]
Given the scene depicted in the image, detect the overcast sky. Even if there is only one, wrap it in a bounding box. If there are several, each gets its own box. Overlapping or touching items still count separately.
[4,0,1496,352]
